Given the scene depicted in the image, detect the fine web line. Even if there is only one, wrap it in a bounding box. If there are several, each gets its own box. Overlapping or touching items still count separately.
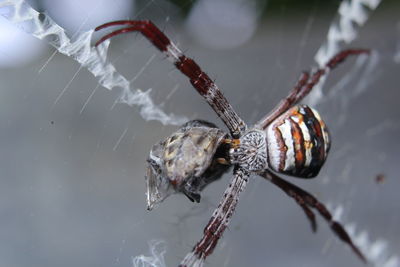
[0,0,187,126]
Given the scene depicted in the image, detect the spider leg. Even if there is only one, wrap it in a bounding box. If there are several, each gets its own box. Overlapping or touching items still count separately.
[255,49,370,130]
[179,167,250,267]
[260,166,318,232]
[95,20,247,137]
[260,170,367,263]
[255,71,310,129]
[297,49,370,104]
[300,205,317,233]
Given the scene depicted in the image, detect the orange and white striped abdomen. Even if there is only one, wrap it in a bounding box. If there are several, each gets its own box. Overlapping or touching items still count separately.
[266,105,330,178]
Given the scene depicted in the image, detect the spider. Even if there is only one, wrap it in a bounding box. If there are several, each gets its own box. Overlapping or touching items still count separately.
[95,20,369,266]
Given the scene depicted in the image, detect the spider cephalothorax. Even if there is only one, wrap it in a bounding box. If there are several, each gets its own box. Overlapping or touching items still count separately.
[95,20,369,267]
[229,130,268,172]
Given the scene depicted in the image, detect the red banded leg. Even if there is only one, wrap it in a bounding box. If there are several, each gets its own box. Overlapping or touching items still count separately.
[179,167,250,266]
[255,71,310,129]
[255,49,370,130]
[95,20,246,137]
[260,170,367,263]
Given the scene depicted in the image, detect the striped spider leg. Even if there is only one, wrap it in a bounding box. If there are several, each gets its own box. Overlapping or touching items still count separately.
[260,170,367,263]
[179,167,250,267]
[95,20,246,138]
[95,20,369,267]
[254,49,370,129]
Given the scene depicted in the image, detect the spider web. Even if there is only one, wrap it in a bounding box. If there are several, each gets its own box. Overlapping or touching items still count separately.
[0,0,399,267]
[0,0,187,126]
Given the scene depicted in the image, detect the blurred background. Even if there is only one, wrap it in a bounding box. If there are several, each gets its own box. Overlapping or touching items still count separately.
[0,0,399,266]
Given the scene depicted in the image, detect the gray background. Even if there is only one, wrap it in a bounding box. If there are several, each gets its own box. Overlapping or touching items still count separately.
[0,0,399,266]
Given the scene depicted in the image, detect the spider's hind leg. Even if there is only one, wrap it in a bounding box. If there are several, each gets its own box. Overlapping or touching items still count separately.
[260,170,367,263]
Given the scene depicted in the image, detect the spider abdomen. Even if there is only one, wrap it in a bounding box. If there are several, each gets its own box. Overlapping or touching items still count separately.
[266,105,330,178]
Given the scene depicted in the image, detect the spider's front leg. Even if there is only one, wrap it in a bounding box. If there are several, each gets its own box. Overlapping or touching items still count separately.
[179,167,250,267]
[95,20,246,137]
[260,170,367,263]
[255,49,369,130]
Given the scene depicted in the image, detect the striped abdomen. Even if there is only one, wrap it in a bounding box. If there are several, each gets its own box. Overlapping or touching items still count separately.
[266,105,330,178]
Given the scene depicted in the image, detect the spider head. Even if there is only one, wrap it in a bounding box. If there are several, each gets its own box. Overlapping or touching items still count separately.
[145,120,230,210]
